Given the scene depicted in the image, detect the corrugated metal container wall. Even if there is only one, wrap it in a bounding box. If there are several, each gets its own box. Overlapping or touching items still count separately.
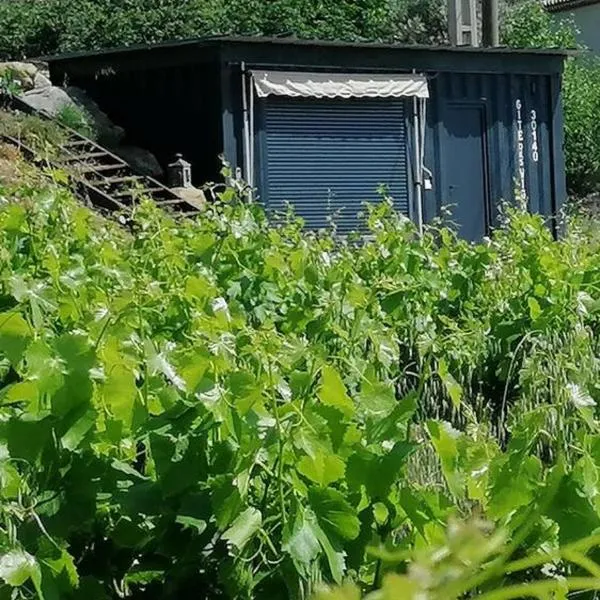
[423,71,562,233]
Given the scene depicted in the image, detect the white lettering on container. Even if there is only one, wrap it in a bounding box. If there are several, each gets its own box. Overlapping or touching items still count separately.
[530,109,539,163]
[515,99,526,196]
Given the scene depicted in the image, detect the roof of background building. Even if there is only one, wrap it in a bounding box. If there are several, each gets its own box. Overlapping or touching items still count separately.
[542,0,600,12]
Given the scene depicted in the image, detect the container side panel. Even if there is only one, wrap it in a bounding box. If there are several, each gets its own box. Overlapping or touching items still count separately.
[427,70,563,236]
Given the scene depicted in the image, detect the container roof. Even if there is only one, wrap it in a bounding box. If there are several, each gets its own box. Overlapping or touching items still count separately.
[43,35,573,63]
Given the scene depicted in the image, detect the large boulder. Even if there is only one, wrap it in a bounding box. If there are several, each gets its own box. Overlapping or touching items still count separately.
[10,68,165,183]
[33,71,52,89]
[66,86,124,146]
[0,62,42,92]
[20,85,77,117]
[113,145,163,178]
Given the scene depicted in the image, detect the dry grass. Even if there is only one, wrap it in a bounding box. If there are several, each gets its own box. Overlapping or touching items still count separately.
[0,143,24,185]
[0,109,67,156]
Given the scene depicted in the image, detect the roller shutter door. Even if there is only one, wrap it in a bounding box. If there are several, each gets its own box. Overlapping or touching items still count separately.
[261,97,409,233]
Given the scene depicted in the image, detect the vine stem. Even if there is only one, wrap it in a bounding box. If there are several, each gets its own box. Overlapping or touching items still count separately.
[477,577,600,600]
[267,358,287,526]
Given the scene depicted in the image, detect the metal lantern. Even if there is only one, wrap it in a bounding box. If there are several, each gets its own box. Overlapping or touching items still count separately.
[168,153,192,188]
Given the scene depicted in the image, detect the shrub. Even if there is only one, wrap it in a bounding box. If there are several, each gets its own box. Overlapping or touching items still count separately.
[0,0,447,61]
[56,104,97,140]
[3,164,600,597]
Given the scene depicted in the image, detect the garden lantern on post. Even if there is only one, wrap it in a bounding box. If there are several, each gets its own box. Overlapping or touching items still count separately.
[168,153,192,188]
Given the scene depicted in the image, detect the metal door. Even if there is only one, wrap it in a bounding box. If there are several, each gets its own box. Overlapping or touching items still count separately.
[441,103,490,241]
[260,97,409,233]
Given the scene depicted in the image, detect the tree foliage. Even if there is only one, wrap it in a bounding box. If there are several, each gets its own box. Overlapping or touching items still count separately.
[0,0,447,60]
[502,0,600,197]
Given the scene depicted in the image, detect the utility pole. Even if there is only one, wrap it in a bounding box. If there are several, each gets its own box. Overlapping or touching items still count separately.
[482,0,500,47]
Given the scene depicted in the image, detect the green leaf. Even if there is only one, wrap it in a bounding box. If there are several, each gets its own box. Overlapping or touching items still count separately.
[427,420,464,499]
[546,472,600,544]
[0,459,21,498]
[51,334,95,417]
[358,376,396,418]
[125,569,165,586]
[398,487,435,538]
[373,502,389,525]
[380,573,419,600]
[149,433,207,497]
[438,360,462,408]
[1,381,38,410]
[283,512,320,567]
[37,542,78,589]
[0,311,31,366]
[366,393,417,444]
[313,583,361,600]
[7,416,52,463]
[308,487,360,541]
[175,515,207,534]
[0,549,40,588]
[488,455,542,518]
[297,450,345,487]
[318,365,355,418]
[61,406,96,451]
[102,364,137,429]
[24,341,63,398]
[211,479,243,529]
[528,296,542,321]
[346,442,414,500]
[306,510,346,584]
[222,507,262,551]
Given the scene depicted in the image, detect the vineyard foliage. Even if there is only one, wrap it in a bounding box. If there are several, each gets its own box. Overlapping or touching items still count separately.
[3,157,600,599]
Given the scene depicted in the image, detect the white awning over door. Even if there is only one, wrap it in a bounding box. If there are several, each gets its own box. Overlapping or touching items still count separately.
[251,70,429,99]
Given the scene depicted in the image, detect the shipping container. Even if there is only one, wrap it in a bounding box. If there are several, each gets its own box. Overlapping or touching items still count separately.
[47,36,568,240]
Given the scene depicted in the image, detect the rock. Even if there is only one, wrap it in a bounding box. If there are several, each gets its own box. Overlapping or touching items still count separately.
[0,62,40,92]
[66,86,124,145]
[33,71,52,89]
[20,85,76,117]
[171,186,206,210]
[114,145,163,178]
[9,67,165,184]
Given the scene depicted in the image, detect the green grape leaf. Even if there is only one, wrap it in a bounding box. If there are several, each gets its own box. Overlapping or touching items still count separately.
[61,406,96,451]
[102,364,137,429]
[306,510,346,584]
[318,366,355,418]
[0,549,40,588]
[297,450,345,487]
[222,507,262,551]
[308,487,360,541]
[283,512,321,567]
[427,420,464,499]
[358,377,396,418]
[438,360,462,408]
[313,583,361,600]
[211,479,243,529]
[0,311,32,367]
[175,515,207,533]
